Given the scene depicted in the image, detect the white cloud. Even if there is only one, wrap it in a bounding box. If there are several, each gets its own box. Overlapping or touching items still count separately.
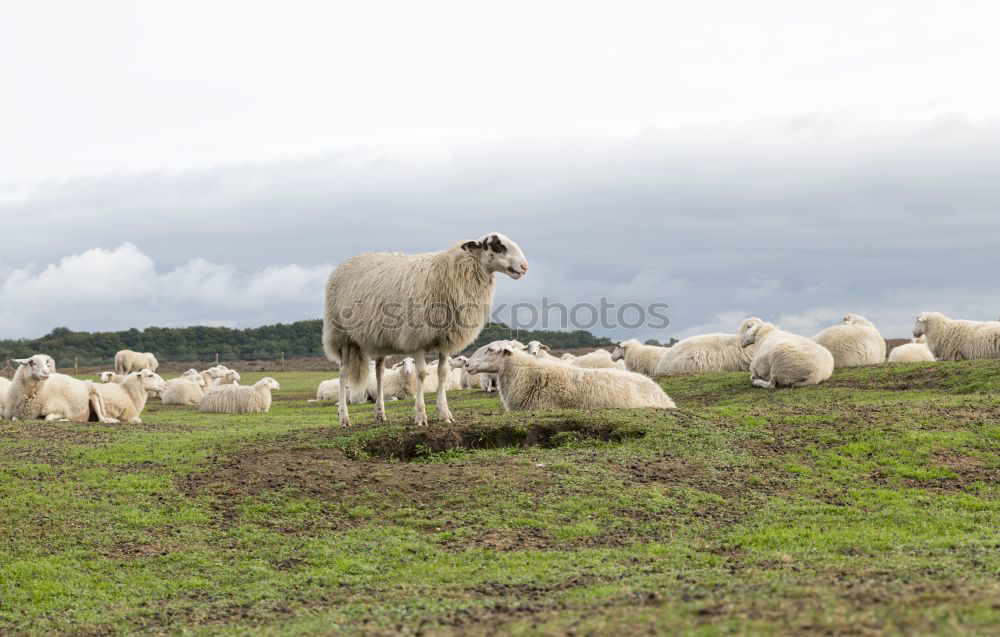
[0,244,330,338]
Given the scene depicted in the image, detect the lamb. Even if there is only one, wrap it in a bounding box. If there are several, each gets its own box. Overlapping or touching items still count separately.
[323,232,528,427]
[888,336,935,363]
[200,377,281,414]
[912,312,1000,361]
[610,339,671,377]
[115,350,159,375]
[738,318,834,388]
[656,333,751,374]
[812,313,886,368]
[88,370,167,424]
[98,371,127,384]
[465,342,675,411]
[161,373,209,406]
[5,355,95,421]
[0,377,11,416]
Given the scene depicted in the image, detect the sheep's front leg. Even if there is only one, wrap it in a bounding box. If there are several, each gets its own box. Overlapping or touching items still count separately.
[338,346,352,428]
[751,375,775,389]
[413,353,428,426]
[374,357,386,424]
[44,413,64,421]
[436,352,454,423]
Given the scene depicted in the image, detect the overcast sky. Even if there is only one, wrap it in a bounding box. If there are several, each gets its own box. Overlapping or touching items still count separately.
[2,1,999,341]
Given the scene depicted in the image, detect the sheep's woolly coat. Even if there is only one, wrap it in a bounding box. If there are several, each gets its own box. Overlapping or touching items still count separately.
[812,315,886,367]
[612,340,670,377]
[913,312,1000,361]
[89,371,166,424]
[115,350,159,375]
[5,367,93,421]
[739,320,833,388]
[493,350,675,411]
[657,333,750,374]
[162,379,206,405]
[888,336,935,363]
[377,363,418,400]
[323,243,496,388]
[200,378,280,414]
[568,349,624,370]
[0,377,11,416]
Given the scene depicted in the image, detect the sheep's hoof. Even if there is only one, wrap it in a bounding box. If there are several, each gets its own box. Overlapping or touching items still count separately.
[413,414,429,427]
[437,408,454,423]
[374,412,386,424]
[339,418,351,428]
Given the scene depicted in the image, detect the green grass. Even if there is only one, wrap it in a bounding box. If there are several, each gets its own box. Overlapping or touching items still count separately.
[1,362,998,635]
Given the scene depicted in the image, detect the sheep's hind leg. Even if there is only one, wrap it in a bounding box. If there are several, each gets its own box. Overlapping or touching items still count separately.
[338,346,352,428]
[374,357,386,424]
[436,352,454,423]
[751,376,775,389]
[413,353,429,426]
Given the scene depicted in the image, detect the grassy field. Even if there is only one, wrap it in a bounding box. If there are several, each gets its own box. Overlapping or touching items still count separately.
[1,362,998,635]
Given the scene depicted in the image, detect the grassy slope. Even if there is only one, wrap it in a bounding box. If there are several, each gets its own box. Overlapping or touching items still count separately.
[0,363,998,635]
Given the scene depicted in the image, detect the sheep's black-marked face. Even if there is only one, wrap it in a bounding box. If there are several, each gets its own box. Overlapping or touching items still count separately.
[464,232,529,279]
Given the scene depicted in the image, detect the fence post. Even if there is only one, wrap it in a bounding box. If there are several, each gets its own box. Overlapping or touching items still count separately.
[215,353,220,365]
[74,357,79,377]
[280,351,285,371]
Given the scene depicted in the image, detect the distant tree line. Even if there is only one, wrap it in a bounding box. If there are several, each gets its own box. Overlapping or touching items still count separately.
[0,320,622,366]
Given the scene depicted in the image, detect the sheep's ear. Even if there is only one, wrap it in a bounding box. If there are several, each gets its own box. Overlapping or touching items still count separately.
[501,348,514,357]
[541,344,550,351]
[461,240,481,252]
[13,358,29,366]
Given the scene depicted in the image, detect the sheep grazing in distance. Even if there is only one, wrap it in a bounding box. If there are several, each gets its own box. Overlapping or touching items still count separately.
[465,341,675,411]
[200,377,280,414]
[739,318,834,388]
[115,350,159,375]
[812,313,886,368]
[89,370,167,424]
[5,355,95,421]
[611,339,671,377]
[323,233,528,427]
[0,377,11,416]
[888,336,935,363]
[656,333,750,374]
[98,371,127,384]
[913,312,1000,361]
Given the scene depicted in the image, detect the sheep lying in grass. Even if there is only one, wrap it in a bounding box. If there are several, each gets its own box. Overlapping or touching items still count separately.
[739,318,834,388]
[98,371,126,384]
[888,336,935,363]
[524,341,625,370]
[0,377,11,416]
[449,356,483,389]
[161,373,209,406]
[610,339,670,377]
[812,314,886,368]
[89,370,167,424]
[200,377,280,414]
[465,341,675,411]
[913,312,1000,361]
[5,355,95,421]
[656,333,751,374]
[323,233,528,427]
[115,350,159,375]
[207,369,241,389]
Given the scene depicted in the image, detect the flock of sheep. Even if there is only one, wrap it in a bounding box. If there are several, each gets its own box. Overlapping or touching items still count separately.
[2,230,999,429]
[0,349,281,424]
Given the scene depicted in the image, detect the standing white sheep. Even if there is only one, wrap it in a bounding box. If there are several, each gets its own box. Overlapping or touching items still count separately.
[912,312,1000,361]
[323,233,528,427]
[888,336,935,363]
[611,340,670,377]
[812,314,886,368]
[200,377,281,414]
[465,342,675,411]
[88,370,168,424]
[115,350,159,375]
[738,318,834,388]
[5,355,95,421]
[656,333,751,374]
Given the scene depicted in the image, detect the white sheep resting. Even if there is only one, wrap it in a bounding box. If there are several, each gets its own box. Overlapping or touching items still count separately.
[738,318,834,388]
[0,377,11,416]
[323,233,528,427]
[162,374,209,406]
[913,311,1000,361]
[207,369,241,389]
[611,340,671,377]
[465,342,675,411]
[115,350,159,375]
[89,370,167,424]
[656,333,751,374]
[888,336,935,363]
[812,313,887,368]
[449,356,484,389]
[5,355,94,421]
[98,371,127,383]
[200,377,281,414]
[524,341,624,370]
